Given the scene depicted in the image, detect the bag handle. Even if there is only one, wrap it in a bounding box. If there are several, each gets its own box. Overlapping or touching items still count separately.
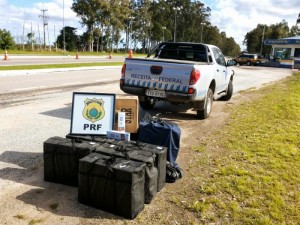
[114,144,131,160]
[105,156,116,172]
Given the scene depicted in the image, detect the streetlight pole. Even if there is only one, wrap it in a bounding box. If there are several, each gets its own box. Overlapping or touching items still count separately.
[200,22,205,43]
[173,7,181,42]
[129,16,134,50]
[162,26,166,42]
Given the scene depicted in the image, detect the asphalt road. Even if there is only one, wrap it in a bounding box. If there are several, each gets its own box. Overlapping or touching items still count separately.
[0,65,292,96]
[0,55,125,66]
[0,66,121,94]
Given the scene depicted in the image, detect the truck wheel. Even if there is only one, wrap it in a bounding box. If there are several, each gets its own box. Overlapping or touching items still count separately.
[246,61,251,66]
[220,79,233,101]
[197,88,213,119]
[139,97,155,110]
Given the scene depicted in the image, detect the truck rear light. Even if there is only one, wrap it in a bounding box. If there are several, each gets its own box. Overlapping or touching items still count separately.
[121,64,126,77]
[189,69,200,85]
[120,79,125,89]
[188,88,195,94]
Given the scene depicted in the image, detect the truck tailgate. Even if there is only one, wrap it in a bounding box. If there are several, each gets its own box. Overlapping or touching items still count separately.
[125,59,193,94]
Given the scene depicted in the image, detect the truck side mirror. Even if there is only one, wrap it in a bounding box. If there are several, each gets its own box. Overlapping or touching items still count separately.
[226,60,235,66]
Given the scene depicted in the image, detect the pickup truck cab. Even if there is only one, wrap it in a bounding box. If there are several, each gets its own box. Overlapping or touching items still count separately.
[120,42,235,119]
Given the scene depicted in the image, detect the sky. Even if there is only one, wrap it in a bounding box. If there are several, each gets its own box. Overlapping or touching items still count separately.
[0,0,299,50]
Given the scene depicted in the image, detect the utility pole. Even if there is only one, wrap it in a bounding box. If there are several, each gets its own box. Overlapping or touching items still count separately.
[63,0,65,52]
[31,22,34,51]
[39,9,48,50]
[22,22,25,50]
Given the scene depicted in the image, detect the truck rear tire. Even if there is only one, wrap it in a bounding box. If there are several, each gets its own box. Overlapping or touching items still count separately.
[139,96,155,110]
[197,88,213,119]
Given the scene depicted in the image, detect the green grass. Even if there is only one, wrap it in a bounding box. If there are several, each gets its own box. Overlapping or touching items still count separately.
[14,214,25,220]
[0,62,123,70]
[185,72,300,224]
[28,218,44,225]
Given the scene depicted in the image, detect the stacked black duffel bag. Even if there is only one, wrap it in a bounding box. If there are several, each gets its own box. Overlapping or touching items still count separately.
[78,153,146,219]
[43,135,167,219]
[43,136,95,186]
[65,134,167,192]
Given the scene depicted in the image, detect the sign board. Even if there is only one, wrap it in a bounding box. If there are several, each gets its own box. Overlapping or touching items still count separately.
[264,38,300,45]
[70,92,115,135]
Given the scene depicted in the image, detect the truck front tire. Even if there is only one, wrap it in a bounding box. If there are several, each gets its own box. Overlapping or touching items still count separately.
[197,88,213,119]
[220,79,233,101]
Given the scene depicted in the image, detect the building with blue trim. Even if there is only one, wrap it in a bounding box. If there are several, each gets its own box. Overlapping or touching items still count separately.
[264,36,300,69]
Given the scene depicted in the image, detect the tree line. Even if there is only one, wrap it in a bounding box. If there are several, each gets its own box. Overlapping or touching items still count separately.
[69,0,241,56]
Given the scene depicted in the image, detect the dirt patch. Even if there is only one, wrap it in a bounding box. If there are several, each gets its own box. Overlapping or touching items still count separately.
[0,89,259,225]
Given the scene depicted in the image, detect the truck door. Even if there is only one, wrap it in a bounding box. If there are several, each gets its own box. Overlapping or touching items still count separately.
[212,47,227,94]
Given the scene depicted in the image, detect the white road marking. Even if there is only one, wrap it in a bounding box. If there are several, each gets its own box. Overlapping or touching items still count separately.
[12,86,47,91]
[95,79,111,82]
[59,82,83,86]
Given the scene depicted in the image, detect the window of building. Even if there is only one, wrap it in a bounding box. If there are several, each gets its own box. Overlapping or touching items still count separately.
[294,48,300,57]
[274,48,291,59]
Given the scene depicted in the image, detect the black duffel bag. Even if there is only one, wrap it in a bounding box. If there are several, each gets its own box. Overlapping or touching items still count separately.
[116,140,167,192]
[43,136,95,186]
[94,142,157,204]
[78,153,145,219]
[66,134,166,192]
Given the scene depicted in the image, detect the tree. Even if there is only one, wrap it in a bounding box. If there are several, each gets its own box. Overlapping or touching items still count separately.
[70,0,241,54]
[222,37,240,56]
[133,0,153,53]
[0,29,15,50]
[56,26,79,51]
[243,24,265,53]
[289,25,300,37]
[72,0,103,52]
[243,20,293,56]
[26,32,35,50]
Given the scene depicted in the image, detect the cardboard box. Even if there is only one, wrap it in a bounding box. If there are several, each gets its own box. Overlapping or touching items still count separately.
[107,130,131,141]
[114,96,139,133]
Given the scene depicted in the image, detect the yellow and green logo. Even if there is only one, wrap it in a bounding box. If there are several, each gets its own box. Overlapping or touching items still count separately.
[82,98,105,123]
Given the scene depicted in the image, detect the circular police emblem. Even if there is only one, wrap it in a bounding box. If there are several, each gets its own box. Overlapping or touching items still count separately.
[82,98,105,123]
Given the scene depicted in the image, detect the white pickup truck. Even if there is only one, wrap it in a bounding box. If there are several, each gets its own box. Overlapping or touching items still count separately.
[120,42,235,119]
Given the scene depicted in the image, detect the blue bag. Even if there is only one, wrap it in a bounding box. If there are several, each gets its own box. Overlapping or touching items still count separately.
[138,114,180,167]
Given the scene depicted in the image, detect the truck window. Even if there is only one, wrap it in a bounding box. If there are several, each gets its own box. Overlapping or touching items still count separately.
[212,48,226,66]
[157,45,208,62]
